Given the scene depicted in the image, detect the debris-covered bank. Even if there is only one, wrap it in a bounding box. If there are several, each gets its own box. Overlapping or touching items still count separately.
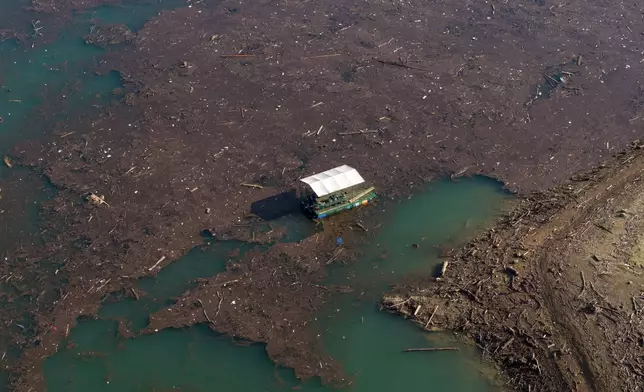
[384,143,644,392]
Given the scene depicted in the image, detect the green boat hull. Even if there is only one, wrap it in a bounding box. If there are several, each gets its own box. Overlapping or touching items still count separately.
[304,191,377,219]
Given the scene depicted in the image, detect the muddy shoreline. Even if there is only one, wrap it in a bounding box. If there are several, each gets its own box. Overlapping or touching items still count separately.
[3,0,644,390]
[383,143,644,391]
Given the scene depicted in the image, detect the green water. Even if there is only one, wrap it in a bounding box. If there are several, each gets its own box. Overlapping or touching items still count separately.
[0,29,117,148]
[328,176,511,290]
[99,240,255,332]
[0,0,186,151]
[317,176,511,391]
[44,177,511,392]
[78,0,189,31]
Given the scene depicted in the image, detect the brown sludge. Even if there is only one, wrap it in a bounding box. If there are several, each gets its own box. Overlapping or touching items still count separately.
[383,142,644,392]
[3,0,644,391]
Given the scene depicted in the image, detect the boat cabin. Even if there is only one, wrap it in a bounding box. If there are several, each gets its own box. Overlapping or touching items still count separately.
[300,165,376,219]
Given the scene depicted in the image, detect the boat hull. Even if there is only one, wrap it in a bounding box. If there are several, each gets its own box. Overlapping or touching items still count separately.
[302,191,377,219]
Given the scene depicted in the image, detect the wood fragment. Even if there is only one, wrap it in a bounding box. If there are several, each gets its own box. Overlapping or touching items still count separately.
[31,20,43,37]
[593,222,613,234]
[390,298,410,307]
[302,53,341,60]
[325,248,344,264]
[403,347,459,353]
[241,183,264,189]
[451,167,468,178]
[130,288,139,300]
[221,54,257,58]
[532,352,542,375]
[425,305,439,329]
[440,261,449,277]
[214,279,240,287]
[589,281,607,301]
[497,337,515,353]
[214,292,223,320]
[375,58,428,71]
[577,271,586,298]
[355,221,368,232]
[544,73,559,87]
[459,288,483,304]
[414,305,422,316]
[95,278,111,293]
[377,38,394,48]
[197,299,214,324]
[338,129,379,136]
[3,156,12,168]
[148,255,167,271]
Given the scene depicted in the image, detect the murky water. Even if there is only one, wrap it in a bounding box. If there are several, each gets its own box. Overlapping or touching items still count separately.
[1,1,512,391]
[44,177,511,392]
[317,176,511,391]
[0,0,187,150]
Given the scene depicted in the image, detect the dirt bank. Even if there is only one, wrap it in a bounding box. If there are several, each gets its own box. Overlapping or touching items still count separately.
[4,0,644,390]
[383,142,644,391]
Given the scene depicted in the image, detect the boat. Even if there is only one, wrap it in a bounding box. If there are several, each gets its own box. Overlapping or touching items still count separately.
[299,165,376,219]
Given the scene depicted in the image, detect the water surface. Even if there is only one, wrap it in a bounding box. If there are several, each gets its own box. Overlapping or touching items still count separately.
[45,177,511,392]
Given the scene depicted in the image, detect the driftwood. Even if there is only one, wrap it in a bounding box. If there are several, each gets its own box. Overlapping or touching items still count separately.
[148,256,167,271]
[594,222,613,234]
[425,305,439,329]
[197,299,214,324]
[375,58,428,71]
[439,261,449,277]
[221,54,256,58]
[403,347,459,353]
[338,129,380,136]
[355,221,368,232]
[578,271,586,298]
[241,183,263,189]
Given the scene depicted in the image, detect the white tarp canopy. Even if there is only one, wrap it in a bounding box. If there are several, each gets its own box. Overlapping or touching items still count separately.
[300,165,365,197]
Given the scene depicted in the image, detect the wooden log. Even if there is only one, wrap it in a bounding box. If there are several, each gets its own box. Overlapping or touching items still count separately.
[403,347,459,353]
[440,261,449,277]
[425,305,439,329]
